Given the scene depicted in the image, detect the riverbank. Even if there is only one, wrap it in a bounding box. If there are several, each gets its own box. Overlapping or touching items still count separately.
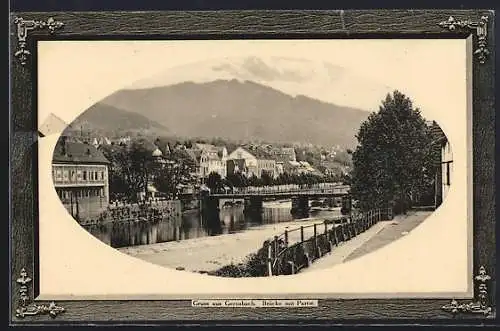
[299,210,432,273]
[118,217,331,273]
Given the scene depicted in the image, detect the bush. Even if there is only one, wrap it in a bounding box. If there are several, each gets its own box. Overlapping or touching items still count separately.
[210,243,269,278]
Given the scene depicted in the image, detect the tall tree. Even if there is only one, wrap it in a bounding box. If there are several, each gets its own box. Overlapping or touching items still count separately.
[350,91,435,214]
[154,149,198,198]
[206,172,223,192]
[261,171,274,186]
[99,138,158,201]
[129,138,158,199]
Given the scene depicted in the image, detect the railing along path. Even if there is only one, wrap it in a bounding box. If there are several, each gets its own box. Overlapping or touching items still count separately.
[264,208,393,276]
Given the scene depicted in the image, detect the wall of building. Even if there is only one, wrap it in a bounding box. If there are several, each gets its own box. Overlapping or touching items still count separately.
[441,140,453,202]
[257,159,276,178]
[53,163,110,221]
[199,151,227,179]
[62,195,108,221]
[227,147,258,168]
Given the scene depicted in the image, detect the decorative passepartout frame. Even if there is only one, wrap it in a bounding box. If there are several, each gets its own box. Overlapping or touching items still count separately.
[9,9,495,324]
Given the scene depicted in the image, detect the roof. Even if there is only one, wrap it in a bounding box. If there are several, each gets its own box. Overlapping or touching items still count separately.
[240,145,274,159]
[152,148,163,157]
[429,121,448,146]
[53,139,110,164]
[186,149,202,164]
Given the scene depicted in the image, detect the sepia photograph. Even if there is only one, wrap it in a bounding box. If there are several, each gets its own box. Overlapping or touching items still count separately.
[50,48,454,278]
[10,9,495,323]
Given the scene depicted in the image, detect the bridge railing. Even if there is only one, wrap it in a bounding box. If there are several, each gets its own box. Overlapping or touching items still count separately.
[264,207,393,276]
[209,183,350,196]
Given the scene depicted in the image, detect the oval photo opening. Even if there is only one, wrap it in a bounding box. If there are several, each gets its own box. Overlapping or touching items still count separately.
[51,56,453,277]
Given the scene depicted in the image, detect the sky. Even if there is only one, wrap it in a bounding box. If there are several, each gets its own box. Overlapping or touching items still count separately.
[38,39,467,141]
[118,39,468,114]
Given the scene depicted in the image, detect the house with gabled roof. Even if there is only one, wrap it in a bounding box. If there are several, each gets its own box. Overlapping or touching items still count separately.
[227,145,276,178]
[52,136,110,222]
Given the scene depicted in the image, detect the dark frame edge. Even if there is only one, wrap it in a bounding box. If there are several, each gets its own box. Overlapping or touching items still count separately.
[9,9,496,323]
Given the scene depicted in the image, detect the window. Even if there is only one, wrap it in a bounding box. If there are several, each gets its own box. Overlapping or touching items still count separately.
[70,171,76,181]
[443,161,452,186]
[63,170,69,181]
[77,170,82,181]
[446,162,451,186]
[83,171,87,180]
[56,169,63,181]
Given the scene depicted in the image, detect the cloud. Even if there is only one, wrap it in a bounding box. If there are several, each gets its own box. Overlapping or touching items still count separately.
[241,56,309,82]
[212,56,310,83]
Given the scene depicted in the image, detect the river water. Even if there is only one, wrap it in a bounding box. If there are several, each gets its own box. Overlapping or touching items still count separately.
[84,200,342,248]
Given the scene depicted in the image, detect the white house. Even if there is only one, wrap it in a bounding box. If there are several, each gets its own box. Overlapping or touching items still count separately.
[227,146,276,178]
[195,144,228,179]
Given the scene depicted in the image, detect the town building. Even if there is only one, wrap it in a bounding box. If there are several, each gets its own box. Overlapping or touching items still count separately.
[226,158,249,177]
[441,136,453,202]
[52,136,110,222]
[430,121,453,207]
[227,146,276,178]
[283,160,319,175]
[189,143,228,180]
[270,147,297,162]
[91,136,111,148]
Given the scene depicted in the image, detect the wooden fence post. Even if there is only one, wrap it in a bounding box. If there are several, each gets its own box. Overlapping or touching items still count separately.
[300,226,304,242]
[284,230,289,247]
[324,221,328,234]
[274,236,279,259]
[267,244,273,277]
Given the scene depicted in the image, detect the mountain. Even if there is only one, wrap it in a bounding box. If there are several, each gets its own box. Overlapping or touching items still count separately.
[64,102,169,137]
[100,79,369,148]
[128,56,393,112]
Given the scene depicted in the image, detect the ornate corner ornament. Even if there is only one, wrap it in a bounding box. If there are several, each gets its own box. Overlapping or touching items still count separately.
[15,268,65,319]
[441,266,493,317]
[13,16,64,65]
[438,15,489,64]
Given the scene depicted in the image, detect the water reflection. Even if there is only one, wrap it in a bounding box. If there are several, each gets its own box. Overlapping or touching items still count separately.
[84,200,340,248]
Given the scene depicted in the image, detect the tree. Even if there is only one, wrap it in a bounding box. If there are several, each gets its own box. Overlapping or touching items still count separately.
[154,149,198,198]
[350,91,435,214]
[129,138,158,199]
[248,174,262,187]
[99,138,157,202]
[226,172,247,187]
[206,172,223,192]
[261,171,274,186]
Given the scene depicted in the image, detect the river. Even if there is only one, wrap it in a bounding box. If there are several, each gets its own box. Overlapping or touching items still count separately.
[84,200,342,249]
